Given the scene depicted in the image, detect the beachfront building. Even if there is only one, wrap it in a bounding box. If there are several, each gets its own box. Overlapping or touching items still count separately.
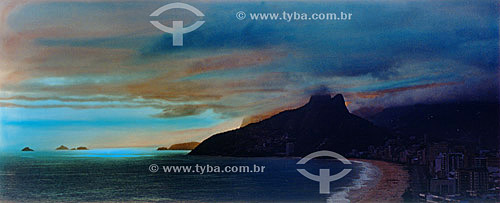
[427,142,449,176]
[430,178,457,196]
[457,168,488,196]
[473,157,487,168]
[434,153,449,178]
[448,153,464,173]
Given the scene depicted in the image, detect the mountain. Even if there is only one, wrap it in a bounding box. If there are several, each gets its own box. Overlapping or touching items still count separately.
[189,94,391,157]
[368,102,499,149]
[169,142,200,150]
[21,147,34,151]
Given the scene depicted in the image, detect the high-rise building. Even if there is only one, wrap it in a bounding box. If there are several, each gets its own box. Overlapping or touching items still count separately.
[448,153,464,172]
[452,145,473,168]
[457,168,488,196]
[434,153,448,178]
[427,142,449,175]
[285,142,294,156]
[486,156,500,167]
[427,142,449,163]
[473,157,487,168]
[430,178,457,196]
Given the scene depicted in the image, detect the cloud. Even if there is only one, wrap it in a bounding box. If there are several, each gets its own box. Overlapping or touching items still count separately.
[0,101,164,109]
[185,49,281,75]
[0,95,127,102]
[349,82,461,99]
[155,104,227,118]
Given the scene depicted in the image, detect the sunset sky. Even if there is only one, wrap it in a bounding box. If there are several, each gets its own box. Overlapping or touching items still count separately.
[0,0,498,150]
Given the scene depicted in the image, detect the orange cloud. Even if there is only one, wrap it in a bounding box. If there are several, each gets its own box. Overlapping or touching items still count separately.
[126,52,287,102]
[186,50,280,75]
[240,107,290,127]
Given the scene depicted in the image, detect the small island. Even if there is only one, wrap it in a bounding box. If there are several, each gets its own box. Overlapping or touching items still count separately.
[157,142,200,151]
[168,142,200,150]
[70,146,89,150]
[56,145,69,150]
[21,147,34,151]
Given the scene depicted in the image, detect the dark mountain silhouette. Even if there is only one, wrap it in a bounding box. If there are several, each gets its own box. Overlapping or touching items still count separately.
[190,94,391,157]
[368,102,499,149]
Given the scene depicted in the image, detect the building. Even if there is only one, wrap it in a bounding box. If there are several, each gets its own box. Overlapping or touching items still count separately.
[430,178,457,196]
[432,152,465,178]
[427,142,449,174]
[474,157,487,168]
[452,145,472,168]
[448,153,464,172]
[486,156,500,167]
[434,153,448,178]
[427,142,449,163]
[285,142,294,156]
[457,168,488,196]
[417,148,426,165]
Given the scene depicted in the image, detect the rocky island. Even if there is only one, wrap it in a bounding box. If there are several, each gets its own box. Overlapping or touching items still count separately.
[21,147,34,151]
[56,145,69,150]
[70,146,88,150]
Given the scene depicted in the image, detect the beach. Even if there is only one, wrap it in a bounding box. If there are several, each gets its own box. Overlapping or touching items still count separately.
[348,159,410,203]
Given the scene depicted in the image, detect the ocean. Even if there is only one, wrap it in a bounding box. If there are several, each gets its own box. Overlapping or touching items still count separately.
[0,148,376,202]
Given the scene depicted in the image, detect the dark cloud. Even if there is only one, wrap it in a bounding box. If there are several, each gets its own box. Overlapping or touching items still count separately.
[34,1,498,79]
[307,85,332,96]
[5,0,499,118]
[137,0,499,81]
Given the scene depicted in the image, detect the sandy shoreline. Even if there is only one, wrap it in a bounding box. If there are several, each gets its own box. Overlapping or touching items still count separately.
[348,159,409,203]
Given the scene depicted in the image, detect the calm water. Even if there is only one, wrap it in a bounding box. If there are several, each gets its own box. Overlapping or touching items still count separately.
[0,148,371,202]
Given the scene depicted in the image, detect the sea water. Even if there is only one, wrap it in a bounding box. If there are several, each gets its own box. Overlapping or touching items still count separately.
[0,148,374,202]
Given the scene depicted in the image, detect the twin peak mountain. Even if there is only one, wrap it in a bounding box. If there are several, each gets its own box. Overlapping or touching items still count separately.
[190,94,390,156]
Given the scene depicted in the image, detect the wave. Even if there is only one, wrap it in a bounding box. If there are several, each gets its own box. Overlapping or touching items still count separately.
[326,160,380,203]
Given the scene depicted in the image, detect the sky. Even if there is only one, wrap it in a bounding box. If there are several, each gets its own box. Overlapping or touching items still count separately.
[0,0,498,151]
